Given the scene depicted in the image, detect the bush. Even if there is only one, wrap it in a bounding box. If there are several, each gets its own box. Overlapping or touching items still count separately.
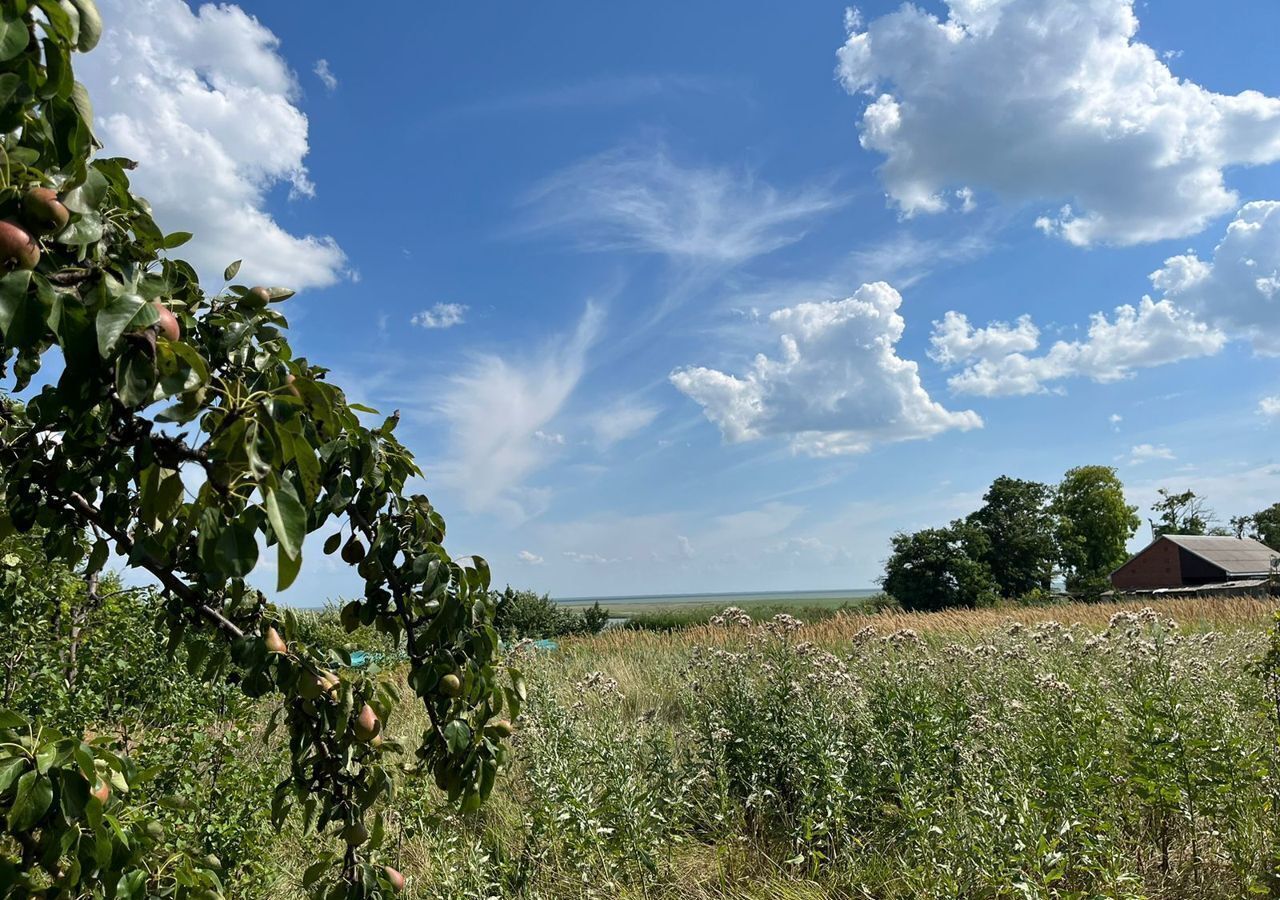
[492,587,610,639]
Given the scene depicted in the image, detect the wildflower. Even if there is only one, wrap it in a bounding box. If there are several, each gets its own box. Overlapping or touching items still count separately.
[709,606,753,627]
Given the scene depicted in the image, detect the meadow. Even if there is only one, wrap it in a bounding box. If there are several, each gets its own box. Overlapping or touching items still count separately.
[245,595,1280,899]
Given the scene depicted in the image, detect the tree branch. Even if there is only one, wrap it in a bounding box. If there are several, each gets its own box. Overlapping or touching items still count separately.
[60,490,245,641]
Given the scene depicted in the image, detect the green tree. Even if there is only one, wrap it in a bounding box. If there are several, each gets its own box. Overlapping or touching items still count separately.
[0,3,517,895]
[1052,465,1140,597]
[1235,503,1280,550]
[1149,488,1214,538]
[881,521,998,612]
[967,476,1056,599]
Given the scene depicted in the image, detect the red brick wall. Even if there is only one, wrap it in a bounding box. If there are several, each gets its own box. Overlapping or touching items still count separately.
[1111,538,1184,590]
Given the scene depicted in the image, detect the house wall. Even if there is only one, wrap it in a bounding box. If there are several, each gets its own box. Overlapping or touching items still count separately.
[1111,538,1189,590]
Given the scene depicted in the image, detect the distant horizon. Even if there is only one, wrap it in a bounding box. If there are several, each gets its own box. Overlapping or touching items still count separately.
[553,587,880,606]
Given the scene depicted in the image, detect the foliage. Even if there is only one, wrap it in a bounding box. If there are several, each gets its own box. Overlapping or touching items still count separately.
[491,587,608,640]
[1052,465,1140,597]
[276,603,1280,899]
[881,520,998,611]
[1232,502,1280,551]
[967,475,1057,598]
[622,597,879,631]
[0,3,515,895]
[1150,488,1215,538]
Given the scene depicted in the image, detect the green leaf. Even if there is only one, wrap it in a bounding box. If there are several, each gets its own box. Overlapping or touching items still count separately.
[277,541,301,592]
[96,292,145,357]
[264,480,305,561]
[116,347,157,408]
[443,720,471,754]
[0,758,26,796]
[223,259,242,281]
[214,520,258,579]
[0,8,29,62]
[161,231,192,249]
[8,771,53,831]
[62,165,108,214]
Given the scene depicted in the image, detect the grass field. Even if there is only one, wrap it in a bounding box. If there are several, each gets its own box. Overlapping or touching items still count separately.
[256,595,1280,898]
[555,589,882,630]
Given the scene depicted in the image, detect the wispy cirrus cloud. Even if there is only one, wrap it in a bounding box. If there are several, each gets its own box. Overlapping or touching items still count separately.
[432,304,603,519]
[521,146,842,267]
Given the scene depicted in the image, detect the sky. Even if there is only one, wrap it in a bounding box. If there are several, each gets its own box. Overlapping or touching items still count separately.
[78,0,1280,602]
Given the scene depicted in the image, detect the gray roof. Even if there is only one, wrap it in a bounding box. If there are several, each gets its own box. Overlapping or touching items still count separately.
[1162,534,1279,576]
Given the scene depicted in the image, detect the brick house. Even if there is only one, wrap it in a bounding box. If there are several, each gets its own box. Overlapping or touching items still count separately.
[1110,534,1278,592]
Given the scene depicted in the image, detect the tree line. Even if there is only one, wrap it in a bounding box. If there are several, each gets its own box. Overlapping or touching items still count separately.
[882,466,1280,611]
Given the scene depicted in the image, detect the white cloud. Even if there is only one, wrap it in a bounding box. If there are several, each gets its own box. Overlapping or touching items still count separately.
[523,147,840,266]
[412,302,468,330]
[929,311,1039,366]
[313,58,338,91]
[764,536,852,565]
[533,429,565,445]
[676,535,695,560]
[516,550,544,565]
[837,0,1280,245]
[1110,413,1123,430]
[1149,201,1280,354]
[591,402,659,448]
[1129,443,1175,464]
[670,282,982,455]
[939,298,1226,396]
[563,550,624,565]
[1261,397,1280,419]
[80,0,347,289]
[434,304,603,518]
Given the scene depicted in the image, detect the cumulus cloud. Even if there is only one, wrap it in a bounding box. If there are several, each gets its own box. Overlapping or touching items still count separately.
[79,0,347,289]
[670,282,982,455]
[1262,397,1280,419]
[434,305,602,518]
[929,311,1039,367]
[938,299,1226,396]
[313,59,338,91]
[1149,201,1280,354]
[516,550,544,565]
[523,147,840,266]
[1129,444,1175,464]
[412,303,468,329]
[837,0,1280,245]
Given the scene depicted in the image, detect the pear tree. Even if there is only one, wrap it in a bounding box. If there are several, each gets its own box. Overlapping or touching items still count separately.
[0,0,519,895]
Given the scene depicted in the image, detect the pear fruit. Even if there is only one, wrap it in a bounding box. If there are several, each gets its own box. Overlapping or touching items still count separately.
[439,673,462,698]
[487,719,515,739]
[383,867,406,892]
[21,188,69,236]
[353,703,381,742]
[298,673,324,701]
[0,220,39,270]
[264,626,287,655]
[341,820,368,847]
[90,780,111,805]
[151,302,180,341]
[341,536,365,564]
[248,286,272,305]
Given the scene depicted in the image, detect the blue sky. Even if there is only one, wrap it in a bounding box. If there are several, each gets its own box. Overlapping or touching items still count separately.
[84,0,1280,601]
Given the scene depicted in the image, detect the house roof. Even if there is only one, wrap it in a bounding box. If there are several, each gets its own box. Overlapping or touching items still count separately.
[1161,534,1279,577]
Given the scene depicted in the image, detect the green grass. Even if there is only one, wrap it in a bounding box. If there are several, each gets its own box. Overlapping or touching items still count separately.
[617,596,879,631]
[259,595,1280,899]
